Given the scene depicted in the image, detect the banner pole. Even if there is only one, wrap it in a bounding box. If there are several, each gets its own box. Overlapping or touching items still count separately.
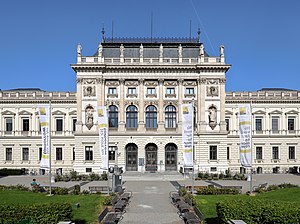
[250,98,253,194]
[49,100,52,196]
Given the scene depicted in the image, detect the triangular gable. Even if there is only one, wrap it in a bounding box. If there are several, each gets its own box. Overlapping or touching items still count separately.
[252,110,266,115]
[19,110,32,116]
[1,110,16,116]
[52,110,66,116]
[269,110,282,115]
[285,110,299,115]
[69,110,77,115]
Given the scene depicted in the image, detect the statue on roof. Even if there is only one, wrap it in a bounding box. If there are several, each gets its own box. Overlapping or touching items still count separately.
[178,44,182,57]
[120,44,124,57]
[98,43,103,57]
[220,44,225,57]
[77,43,82,56]
[199,44,204,56]
[139,44,143,58]
[159,44,163,58]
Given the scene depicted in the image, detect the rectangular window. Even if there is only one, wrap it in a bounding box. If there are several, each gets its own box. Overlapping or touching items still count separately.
[185,88,194,95]
[255,118,262,131]
[225,118,230,131]
[39,147,42,160]
[73,147,75,161]
[128,87,136,95]
[56,118,63,132]
[108,87,117,95]
[5,118,13,132]
[22,118,30,131]
[166,87,175,95]
[256,147,263,160]
[147,87,156,95]
[109,146,116,161]
[289,146,295,160]
[56,147,63,160]
[72,118,77,132]
[6,148,12,161]
[288,117,295,131]
[22,147,29,161]
[272,117,279,133]
[209,146,217,160]
[86,168,92,173]
[227,147,230,160]
[272,146,279,160]
[85,146,93,161]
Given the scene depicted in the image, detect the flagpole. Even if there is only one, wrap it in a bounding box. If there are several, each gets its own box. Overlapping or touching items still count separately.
[192,98,195,195]
[107,105,110,195]
[250,98,253,194]
[49,100,52,196]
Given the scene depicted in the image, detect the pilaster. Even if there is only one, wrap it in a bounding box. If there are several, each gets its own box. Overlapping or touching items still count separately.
[76,78,83,133]
[138,79,145,132]
[157,78,164,131]
[119,79,125,132]
[177,79,183,132]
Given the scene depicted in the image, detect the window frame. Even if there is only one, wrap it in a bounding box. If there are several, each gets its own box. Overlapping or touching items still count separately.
[209,145,218,160]
[272,146,279,160]
[288,146,296,160]
[85,146,93,161]
[56,147,63,161]
[22,147,29,161]
[165,105,177,128]
[6,148,13,161]
[256,146,263,160]
[145,105,157,128]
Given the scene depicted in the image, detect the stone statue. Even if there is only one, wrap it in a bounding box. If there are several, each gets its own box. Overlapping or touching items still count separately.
[120,44,124,57]
[220,44,224,57]
[159,44,163,58]
[178,44,182,57]
[85,106,94,130]
[199,44,204,56]
[139,44,143,58]
[98,43,103,57]
[77,43,82,56]
[208,106,217,130]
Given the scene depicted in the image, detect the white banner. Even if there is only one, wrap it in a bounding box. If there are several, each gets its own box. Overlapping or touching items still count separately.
[38,106,50,169]
[181,104,193,167]
[238,104,252,167]
[98,106,109,170]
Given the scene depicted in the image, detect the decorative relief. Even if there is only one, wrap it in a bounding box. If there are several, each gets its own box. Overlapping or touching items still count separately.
[219,78,226,84]
[125,80,139,86]
[83,86,96,97]
[144,101,159,107]
[207,79,219,85]
[164,81,177,86]
[158,79,164,85]
[183,81,197,86]
[163,101,178,107]
[138,78,145,85]
[83,79,96,85]
[208,105,217,130]
[145,81,158,86]
[96,78,104,84]
[199,78,206,84]
[207,86,219,97]
[85,105,94,130]
[124,101,139,107]
[76,78,83,83]
[106,81,119,86]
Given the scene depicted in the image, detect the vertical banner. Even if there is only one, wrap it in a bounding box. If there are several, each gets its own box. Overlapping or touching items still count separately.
[238,104,252,167]
[181,104,193,167]
[98,106,109,170]
[38,106,50,169]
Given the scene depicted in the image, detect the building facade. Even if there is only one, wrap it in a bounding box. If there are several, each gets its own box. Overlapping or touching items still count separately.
[0,36,299,175]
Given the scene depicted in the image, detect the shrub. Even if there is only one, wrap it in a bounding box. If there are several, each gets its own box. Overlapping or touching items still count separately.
[197,187,239,195]
[101,172,108,181]
[50,187,69,195]
[71,185,81,195]
[278,183,298,189]
[267,184,279,191]
[0,168,25,176]
[88,173,101,181]
[103,195,113,206]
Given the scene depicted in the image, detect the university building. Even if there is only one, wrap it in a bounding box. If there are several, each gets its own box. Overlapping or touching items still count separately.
[0,34,299,175]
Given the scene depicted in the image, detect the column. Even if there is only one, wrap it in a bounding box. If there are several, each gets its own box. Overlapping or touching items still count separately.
[219,78,226,132]
[177,79,183,132]
[199,77,206,132]
[138,79,145,132]
[157,79,164,131]
[76,78,83,133]
[119,79,125,132]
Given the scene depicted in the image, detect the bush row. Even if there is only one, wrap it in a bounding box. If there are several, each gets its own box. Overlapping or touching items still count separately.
[196,187,239,195]
[216,199,300,224]
[0,203,72,224]
[0,168,25,176]
[55,171,108,182]
[197,171,247,181]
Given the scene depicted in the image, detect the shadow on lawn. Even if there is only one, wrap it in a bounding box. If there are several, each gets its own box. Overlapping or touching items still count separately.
[205,217,219,224]
[73,219,87,224]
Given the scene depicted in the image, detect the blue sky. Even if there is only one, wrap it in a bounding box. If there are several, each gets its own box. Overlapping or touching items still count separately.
[0,0,299,92]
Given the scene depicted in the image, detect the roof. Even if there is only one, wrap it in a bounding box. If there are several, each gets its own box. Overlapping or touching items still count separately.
[4,88,45,92]
[259,88,297,92]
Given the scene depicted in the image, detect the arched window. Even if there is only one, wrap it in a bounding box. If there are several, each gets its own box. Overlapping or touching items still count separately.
[165,105,176,128]
[126,105,138,128]
[108,105,118,128]
[146,105,157,128]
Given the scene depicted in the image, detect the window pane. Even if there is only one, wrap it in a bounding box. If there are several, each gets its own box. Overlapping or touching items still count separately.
[126,105,138,128]
[109,105,118,128]
[6,148,12,161]
[256,147,262,160]
[85,146,93,160]
[56,119,63,131]
[272,117,279,131]
[6,118,13,131]
[56,148,63,160]
[289,146,295,159]
[72,119,77,132]
[288,118,295,131]
[146,106,157,128]
[209,146,217,160]
[23,119,30,131]
[165,105,176,128]
[255,118,262,131]
[22,148,29,161]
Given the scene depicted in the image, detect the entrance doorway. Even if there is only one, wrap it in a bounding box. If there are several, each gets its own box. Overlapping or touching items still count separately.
[145,143,158,172]
[165,143,177,171]
[126,144,138,171]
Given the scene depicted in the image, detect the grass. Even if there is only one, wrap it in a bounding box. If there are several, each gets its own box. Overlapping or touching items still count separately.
[0,190,105,224]
[194,188,300,224]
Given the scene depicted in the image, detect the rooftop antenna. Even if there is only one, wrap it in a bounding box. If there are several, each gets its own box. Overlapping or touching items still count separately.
[189,20,192,40]
[197,27,201,43]
[150,12,153,42]
[111,21,114,42]
[101,25,105,43]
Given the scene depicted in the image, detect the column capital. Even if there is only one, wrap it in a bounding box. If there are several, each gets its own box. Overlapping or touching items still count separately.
[158,78,164,85]
[96,78,104,84]
[120,78,125,85]
[138,78,145,85]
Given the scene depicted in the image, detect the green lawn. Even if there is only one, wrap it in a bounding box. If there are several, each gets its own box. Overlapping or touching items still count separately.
[194,188,300,224]
[0,190,105,224]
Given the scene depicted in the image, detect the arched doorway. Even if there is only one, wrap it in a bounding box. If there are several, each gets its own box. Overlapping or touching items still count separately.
[145,143,158,172]
[165,143,178,171]
[126,143,138,171]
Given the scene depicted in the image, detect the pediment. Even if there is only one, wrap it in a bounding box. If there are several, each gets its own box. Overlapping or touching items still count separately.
[269,110,282,115]
[69,110,77,115]
[1,110,16,116]
[225,110,233,115]
[252,110,266,115]
[52,110,66,116]
[19,110,32,116]
[285,110,298,115]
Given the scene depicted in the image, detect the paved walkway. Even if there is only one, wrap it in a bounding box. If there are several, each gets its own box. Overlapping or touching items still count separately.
[120,180,182,224]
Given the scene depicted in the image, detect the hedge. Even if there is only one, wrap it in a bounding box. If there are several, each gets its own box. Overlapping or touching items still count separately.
[0,203,72,224]
[216,199,300,224]
[0,168,25,176]
[197,187,239,195]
